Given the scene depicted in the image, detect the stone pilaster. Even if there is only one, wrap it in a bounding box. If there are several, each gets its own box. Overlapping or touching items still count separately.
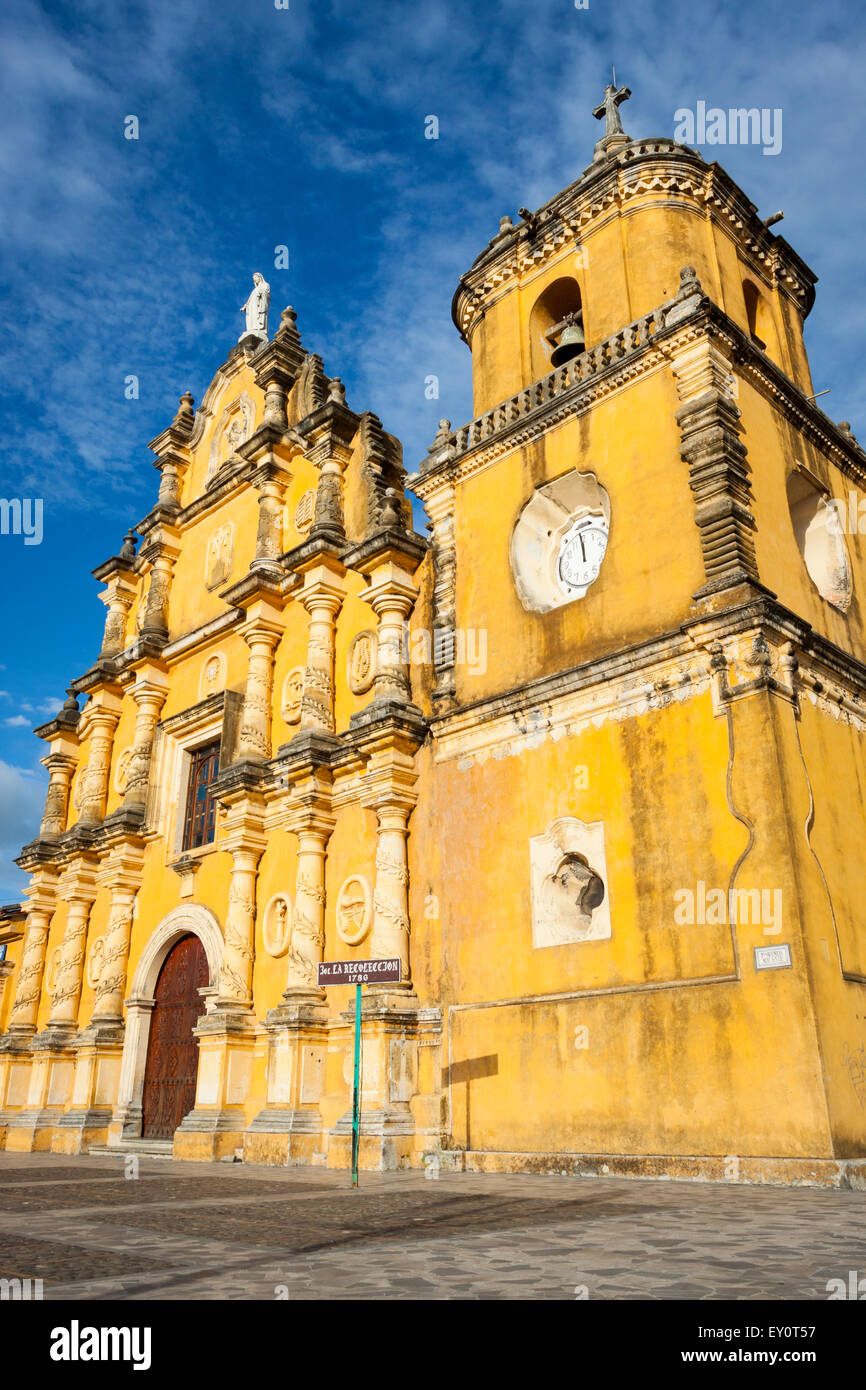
[5,868,60,1039]
[98,570,138,659]
[423,474,458,708]
[244,762,333,1166]
[669,327,761,598]
[45,858,98,1037]
[352,710,425,993]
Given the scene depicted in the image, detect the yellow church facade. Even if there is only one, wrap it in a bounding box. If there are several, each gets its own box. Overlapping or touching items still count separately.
[2,96,866,1184]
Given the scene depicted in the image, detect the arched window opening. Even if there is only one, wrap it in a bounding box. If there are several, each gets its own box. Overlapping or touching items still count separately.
[529,277,585,381]
[743,278,777,355]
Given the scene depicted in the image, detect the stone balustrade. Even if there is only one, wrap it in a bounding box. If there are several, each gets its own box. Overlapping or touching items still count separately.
[434,306,666,463]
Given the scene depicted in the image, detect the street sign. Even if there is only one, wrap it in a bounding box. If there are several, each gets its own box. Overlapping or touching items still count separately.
[316,957,402,1186]
[317,958,402,986]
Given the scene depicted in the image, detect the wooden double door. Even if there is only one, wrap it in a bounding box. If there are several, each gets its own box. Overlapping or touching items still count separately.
[141,934,208,1140]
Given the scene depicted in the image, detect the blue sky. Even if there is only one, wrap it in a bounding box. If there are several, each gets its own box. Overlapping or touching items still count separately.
[0,0,864,902]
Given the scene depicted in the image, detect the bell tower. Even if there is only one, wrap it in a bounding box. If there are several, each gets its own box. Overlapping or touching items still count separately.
[407,84,866,1181]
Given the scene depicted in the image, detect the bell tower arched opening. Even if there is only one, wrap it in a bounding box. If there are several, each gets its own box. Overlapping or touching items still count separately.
[528,276,585,381]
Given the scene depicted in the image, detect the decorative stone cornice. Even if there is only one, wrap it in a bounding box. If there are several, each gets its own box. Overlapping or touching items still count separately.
[429,592,866,768]
[452,140,816,343]
[413,293,866,498]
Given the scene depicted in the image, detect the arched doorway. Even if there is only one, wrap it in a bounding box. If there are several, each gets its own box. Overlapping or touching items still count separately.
[141,934,209,1140]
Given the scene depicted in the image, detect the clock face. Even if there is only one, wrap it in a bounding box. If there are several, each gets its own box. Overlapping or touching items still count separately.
[556,516,608,595]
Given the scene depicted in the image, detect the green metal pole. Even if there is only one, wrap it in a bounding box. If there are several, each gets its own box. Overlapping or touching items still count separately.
[351,982,361,1187]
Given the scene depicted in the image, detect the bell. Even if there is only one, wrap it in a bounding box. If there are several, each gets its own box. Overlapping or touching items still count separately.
[550,316,585,367]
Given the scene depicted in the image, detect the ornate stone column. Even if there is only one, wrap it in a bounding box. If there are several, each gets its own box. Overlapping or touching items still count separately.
[365,568,418,702]
[251,464,290,567]
[355,708,426,995]
[284,816,334,997]
[90,848,144,1026]
[39,752,77,838]
[121,670,169,812]
[371,803,414,987]
[251,306,305,432]
[46,859,98,1036]
[299,566,346,733]
[150,393,195,510]
[216,848,262,1012]
[77,699,122,826]
[98,567,138,659]
[343,529,426,710]
[6,869,59,1038]
[236,618,283,760]
[138,529,181,640]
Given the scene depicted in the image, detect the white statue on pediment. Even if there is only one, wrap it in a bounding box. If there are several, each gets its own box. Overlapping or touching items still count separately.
[239,273,270,344]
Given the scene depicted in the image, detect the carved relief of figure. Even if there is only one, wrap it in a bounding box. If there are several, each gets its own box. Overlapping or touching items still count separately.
[223,416,246,459]
[540,853,605,942]
[263,894,292,958]
[336,874,372,946]
[281,667,305,725]
[530,816,612,949]
[114,747,133,795]
[239,272,270,343]
[206,523,234,589]
[348,631,377,695]
[201,654,225,698]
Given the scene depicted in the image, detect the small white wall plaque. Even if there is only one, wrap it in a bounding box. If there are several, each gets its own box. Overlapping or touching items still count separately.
[754,943,792,971]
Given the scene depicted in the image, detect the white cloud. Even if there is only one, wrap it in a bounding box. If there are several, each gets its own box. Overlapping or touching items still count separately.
[3,716,30,728]
[0,761,45,904]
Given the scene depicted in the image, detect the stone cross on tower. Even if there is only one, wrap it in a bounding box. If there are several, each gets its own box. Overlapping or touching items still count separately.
[591,79,632,162]
[592,82,631,137]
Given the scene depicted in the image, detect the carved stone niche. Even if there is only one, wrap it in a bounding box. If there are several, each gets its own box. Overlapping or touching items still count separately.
[206,392,255,485]
[262,893,293,957]
[529,817,611,948]
[511,470,611,614]
[786,468,853,613]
